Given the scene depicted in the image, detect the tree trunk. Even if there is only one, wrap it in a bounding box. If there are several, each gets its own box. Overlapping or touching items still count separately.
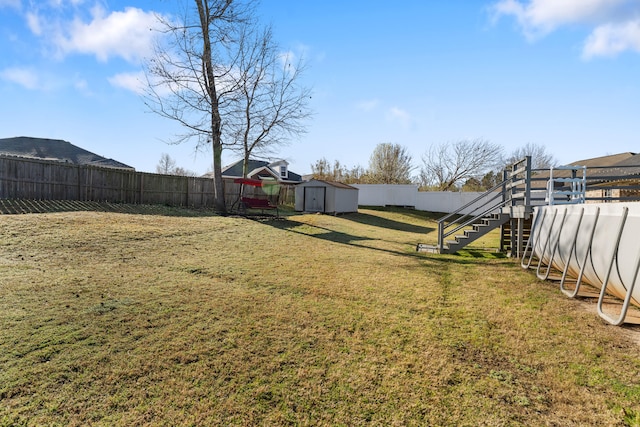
[243,152,250,178]
[197,0,226,213]
[212,139,226,211]
[240,152,250,197]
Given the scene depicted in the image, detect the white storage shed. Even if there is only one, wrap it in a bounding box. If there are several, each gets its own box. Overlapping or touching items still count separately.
[295,179,359,214]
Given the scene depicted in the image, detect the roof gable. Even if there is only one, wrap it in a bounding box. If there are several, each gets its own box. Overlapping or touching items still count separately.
[248,165,279,180]
[217,158,302,182]
[221,159,269,177]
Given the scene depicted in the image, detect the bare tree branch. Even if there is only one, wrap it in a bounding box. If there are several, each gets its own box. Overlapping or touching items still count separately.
[143,0,255,212]
[222,22,313,177]
[505,142,558,170]
[420,139,503,191]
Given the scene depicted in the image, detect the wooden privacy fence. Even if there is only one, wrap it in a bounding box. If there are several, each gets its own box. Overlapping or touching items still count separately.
[0,156,295,208]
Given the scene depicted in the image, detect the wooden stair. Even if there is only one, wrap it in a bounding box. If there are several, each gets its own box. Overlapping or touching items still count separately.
[417,212,510,254]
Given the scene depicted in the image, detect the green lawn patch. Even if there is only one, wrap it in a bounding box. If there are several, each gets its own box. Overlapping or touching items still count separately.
[1,207,639,425]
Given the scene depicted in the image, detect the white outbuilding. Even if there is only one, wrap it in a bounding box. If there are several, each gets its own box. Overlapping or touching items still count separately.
[295,179,359,214]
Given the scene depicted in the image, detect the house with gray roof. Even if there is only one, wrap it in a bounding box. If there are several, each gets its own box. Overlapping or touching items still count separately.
[205,158,303,184]
[0,136,134,170]
[580,152,640,202]
[534,152,640,203]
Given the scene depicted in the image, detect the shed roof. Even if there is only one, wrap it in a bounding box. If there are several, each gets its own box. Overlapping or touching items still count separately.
[301,179,359,190]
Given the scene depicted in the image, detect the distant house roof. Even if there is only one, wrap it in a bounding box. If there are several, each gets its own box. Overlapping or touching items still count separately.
[535,152,637,176]
[0,136,134,170]
[584,152,640,180]
[205,158,303,183]
[568,152,637,168]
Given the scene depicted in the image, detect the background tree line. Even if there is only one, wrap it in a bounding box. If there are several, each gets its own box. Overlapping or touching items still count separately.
[311,140,557,191]
[144,1,558,209]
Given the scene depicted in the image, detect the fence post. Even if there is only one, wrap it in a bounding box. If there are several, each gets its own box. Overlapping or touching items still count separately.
[185,176,189,207]
[524,155,531,208]
[140,173,144,204]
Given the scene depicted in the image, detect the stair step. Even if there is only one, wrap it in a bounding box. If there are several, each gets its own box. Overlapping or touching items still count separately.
[416,243,441,253]
[416,243,457,254]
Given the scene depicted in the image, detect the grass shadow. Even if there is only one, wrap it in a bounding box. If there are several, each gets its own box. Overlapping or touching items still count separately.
[456,249,507,259]
[266,217,418,258]
[269,218,372,244]
[265,216,508,266]
[340,211,434,234]
[359,205,445,220]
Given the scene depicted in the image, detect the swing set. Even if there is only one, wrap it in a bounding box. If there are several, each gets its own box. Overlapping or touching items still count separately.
[231,178,280,217]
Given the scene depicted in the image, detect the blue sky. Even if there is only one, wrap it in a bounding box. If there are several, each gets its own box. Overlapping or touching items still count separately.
[1,0,640,176]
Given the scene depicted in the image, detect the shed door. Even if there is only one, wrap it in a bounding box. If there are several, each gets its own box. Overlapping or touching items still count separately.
[304,187,325,212]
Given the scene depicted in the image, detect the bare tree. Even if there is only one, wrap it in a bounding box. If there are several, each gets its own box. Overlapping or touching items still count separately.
[144,0,253,212]
[156,153,177,174]
[225,23,312,178]
[156,153,197,176]
[173,167,197,176]
[310,158,342,181]
[310,158,368,184]
[310,159,345,182]
[505,142,558,170]
[346,165,368,183]
[420,139,503,191]
[368,143,414,184]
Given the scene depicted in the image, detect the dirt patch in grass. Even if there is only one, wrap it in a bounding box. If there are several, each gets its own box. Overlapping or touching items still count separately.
[1,207,640,426]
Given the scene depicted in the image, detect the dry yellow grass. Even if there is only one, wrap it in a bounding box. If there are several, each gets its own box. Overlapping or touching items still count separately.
[1,206,639,426]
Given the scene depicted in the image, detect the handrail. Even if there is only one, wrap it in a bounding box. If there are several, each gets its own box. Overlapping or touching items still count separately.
[436,156,532,251]
[439,189,504,236]
[437,181,507,251]
[437,178,507,225]
[548,165,586,206]
[442,198,510,241]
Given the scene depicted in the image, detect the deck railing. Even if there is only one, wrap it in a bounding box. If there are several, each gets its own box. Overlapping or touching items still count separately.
[436,156,532,252]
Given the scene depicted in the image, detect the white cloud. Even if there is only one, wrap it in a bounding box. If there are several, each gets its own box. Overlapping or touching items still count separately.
[491,0,640,57]
[583,20,640,58]
[278,50,298,75]
[278,45,311,76]
[108,71,146,94]
[492,0,630,38]
[54,5,161,63]
[386,106,412,128]
[26,11,42,35]
[1,66,39,89]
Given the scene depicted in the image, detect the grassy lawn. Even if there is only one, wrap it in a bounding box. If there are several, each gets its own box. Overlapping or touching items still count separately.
[1,206,640,426]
